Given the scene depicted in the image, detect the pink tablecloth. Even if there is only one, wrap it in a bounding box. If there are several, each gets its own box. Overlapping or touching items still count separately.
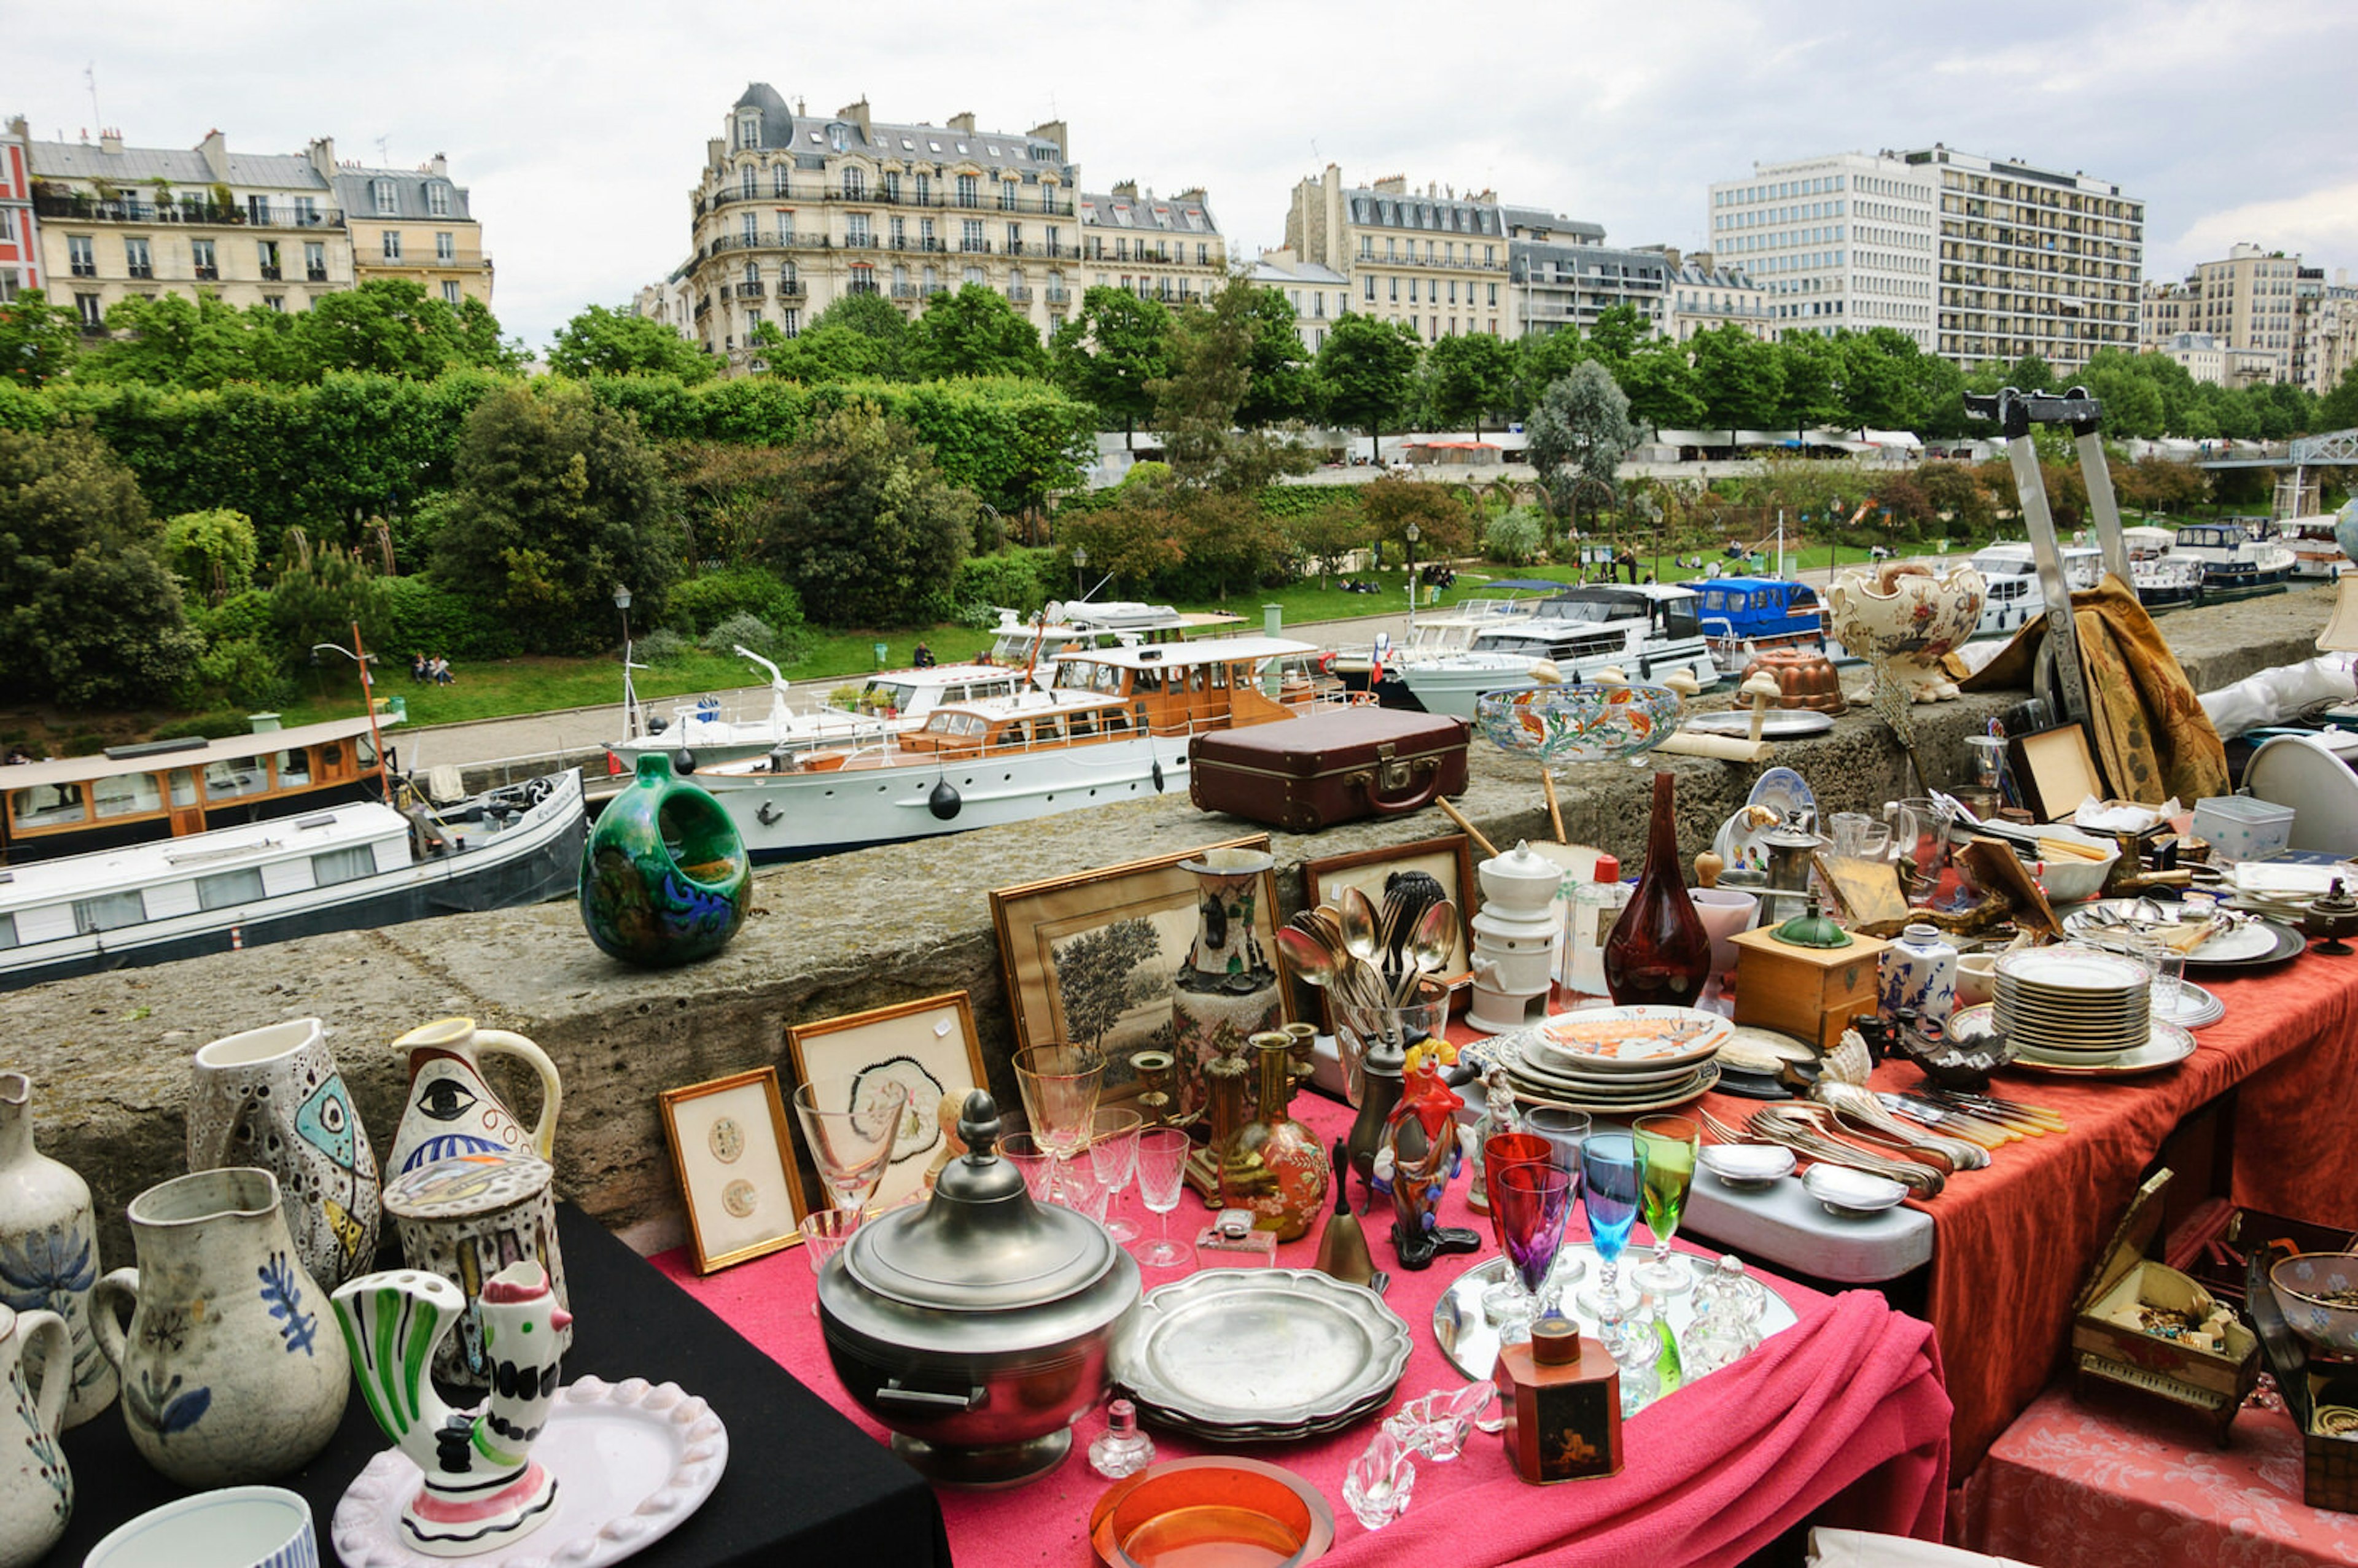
[1959,1383,2358,1567]
[652,1096,1951,1568]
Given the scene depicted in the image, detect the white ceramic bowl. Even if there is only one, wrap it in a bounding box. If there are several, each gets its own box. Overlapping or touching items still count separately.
[2027,825,2122,904]
[85,1486,316,1568]
[1698,1143,1796,1192]
[1955,953,1999,1009]
[1803,1163,1909,1217]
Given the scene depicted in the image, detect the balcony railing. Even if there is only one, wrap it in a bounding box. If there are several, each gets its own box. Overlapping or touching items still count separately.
[733,281,766,298]
[260,265,281,281]
[847,280,880,296]
[705,184,1075,215]
[777,280,804,298]
[841,235,881,250]
[958,239,991,254]
[1044,288,1071,305]
[33,194,341,230]
[1005,285,1032,302]
[194,266,219,281]
[922,284,947,297]
[891,284,920,300]
[306,268,328,282]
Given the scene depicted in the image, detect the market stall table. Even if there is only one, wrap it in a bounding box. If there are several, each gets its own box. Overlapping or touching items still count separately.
[657,1095,1953,1568]
[45,1203,949,1568]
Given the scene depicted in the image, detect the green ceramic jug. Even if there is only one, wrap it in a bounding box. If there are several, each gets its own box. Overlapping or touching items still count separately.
[578,753,751,966]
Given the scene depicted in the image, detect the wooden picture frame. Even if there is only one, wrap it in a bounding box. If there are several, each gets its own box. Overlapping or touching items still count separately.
[1301,834,1480,1025]
[658,1066,805,1274]
[2009,724,2107,822]
[990,834,1285,1101]
[784,992,988,1216]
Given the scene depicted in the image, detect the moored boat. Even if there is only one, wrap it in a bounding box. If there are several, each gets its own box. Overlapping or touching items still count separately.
[1395,585,1719,719]
[1683,576,1827,665]
[2173,520,2294,602]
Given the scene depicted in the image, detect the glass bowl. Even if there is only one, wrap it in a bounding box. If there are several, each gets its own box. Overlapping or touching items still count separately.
[1474,683,1683,769]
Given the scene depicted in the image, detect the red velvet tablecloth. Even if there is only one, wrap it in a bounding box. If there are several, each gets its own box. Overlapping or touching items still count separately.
[1958,1383,2358,1567]
[654,1095,1953,1568]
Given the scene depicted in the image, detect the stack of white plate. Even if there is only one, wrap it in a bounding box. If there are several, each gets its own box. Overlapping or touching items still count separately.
[1487,1005,1730,1113]
[1993,945,2150,1058]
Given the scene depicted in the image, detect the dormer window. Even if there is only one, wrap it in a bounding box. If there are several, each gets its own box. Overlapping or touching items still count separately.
[737,114,760,150]
[372,179,397,215]
[427,183,451,217]
[828,124,847,153]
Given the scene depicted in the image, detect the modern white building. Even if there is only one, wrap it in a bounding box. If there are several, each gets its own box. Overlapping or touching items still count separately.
[1707,150,1936,349]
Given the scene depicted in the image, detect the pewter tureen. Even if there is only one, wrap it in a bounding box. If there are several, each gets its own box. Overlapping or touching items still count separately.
[817,1091,1141,1486]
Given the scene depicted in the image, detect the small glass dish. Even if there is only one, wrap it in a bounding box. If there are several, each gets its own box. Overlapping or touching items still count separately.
[1091,1457,1336,1567]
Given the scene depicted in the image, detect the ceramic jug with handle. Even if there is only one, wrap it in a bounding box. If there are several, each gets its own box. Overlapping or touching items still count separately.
[386,1017,562,1181]
[91,1167,350,1488]
[187,1019,381,1292]
[0,1303,72,1568]
[0,1070,115,1428]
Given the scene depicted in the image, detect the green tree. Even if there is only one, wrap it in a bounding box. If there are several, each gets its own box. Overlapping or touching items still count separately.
[1525,362,1636,535]
[757,322,888,382]
[160,508,261,603]
[760,402,973,626]
[295,280,521,380]
[1360,477,1473,563]
[803,291,913,381]
[1235,285,1316,428]
[1049,287,1172,449]
[2072,349,2167,441]
[432,384,682,653]
[1615,339,1705,431]
[1513,330,1590,420]
[1690,324,1785,444]
[0,289,80,389]
[1584,305,1649,373]
[547,305,717,383]
[1284,499,1372,588]
[1151,278,1316,495]
[2322,366,2358,432]
[269,534,391,671]
[908,284,1048,380]
[1775,333,1846,437]
[1916,461,1996,535]
[1422,332,1517,438]
[77,292,306,389]
[1315,312,1422,462]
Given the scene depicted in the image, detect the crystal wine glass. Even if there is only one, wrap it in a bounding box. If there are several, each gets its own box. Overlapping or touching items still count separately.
[1632,1114,1700,1294]
[997,1131,1057,1202]
[1133,1127,1193,1268]
[798,1208,860,1318]
[1481,1131,1554,1330]
[1578,1131,1644,1325]
[1492,1163,1573,1321]
[1085,1108,1144,1243]
[1013,1044,1105,1197]
[1520,1106,1592,1289]
[792,1075,909,1220]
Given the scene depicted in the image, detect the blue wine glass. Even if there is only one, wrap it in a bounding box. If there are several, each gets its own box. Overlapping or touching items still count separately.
[1578,1131,1644,1326]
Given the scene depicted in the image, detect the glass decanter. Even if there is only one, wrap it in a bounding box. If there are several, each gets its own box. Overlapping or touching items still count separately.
[1088,1397,1156,1480]
[1603,771,1713,1007]
[1680,1255,1767,1379]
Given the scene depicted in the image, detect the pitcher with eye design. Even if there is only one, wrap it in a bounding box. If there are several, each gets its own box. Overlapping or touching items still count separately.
[386,1019,562,1182]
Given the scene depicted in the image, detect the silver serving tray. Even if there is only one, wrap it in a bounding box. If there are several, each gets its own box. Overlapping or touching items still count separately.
[1432,1246,1801,1382]
[1115,1268,1411,1432]
[1683,708,1837,739]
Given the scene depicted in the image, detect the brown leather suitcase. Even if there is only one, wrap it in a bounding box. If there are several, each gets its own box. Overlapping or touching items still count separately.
[1188,709,1471,832]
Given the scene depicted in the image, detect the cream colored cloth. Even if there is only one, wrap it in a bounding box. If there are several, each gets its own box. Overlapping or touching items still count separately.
[1808,1527,2034,1567]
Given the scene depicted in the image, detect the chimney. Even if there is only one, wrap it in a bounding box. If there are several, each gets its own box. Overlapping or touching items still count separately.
[707,137,725,171]
[1111,180,1137,200]
[1373,174,1406,195]
[306,136,336,183]
[1178,185,1205,203]
[6,116,25,142]
[100,127,124,156]
[839,98,870,140]
[1029,119,1068,161]
[947,111,976,134]
[429,152,448,179]
[197,128,227,181]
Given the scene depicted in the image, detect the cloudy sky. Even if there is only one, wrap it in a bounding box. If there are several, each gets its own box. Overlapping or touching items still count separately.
[14,0,2357,351]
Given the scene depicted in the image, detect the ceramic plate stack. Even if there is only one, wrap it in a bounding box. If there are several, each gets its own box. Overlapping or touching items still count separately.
[1993,945,2152,1063]
[1115,1270,1412,1442]
[1488,1006,1730,1112]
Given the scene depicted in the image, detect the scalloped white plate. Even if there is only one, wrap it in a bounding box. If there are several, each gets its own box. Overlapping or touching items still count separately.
[332,1377,728,1568]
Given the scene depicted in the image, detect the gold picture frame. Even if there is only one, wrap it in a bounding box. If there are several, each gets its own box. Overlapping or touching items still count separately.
[784,992,987,1216]
[658,1066,806,1275]
[1301,833,1480,1026]
[990,834,1286,1100]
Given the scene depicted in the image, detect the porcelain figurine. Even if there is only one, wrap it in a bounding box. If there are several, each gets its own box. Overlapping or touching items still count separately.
[333,1260,571,1556]
[578,751,751,966]
[386,1017,562,1181]
[381,1154,569,1388]
[187,1019,381,1294]
[0,1071,114,1428]
[1170,847,1283,1119]
[0,1303,72,1568]
[1383,1041,1481,1271]
[1826,562,1985,704]
[92,1168,349,1486]
[1464,1062,1520,1216]
[1880,923,1961,1028]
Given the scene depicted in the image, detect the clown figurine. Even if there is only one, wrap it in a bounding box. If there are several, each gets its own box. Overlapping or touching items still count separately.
[1383,1040,1483,1270]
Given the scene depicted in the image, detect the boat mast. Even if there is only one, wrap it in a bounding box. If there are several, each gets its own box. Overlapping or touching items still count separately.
[351,621,394,806]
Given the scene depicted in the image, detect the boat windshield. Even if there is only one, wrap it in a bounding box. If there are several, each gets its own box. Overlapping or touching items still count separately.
[1053,662,1126,696]
[1531,593,1646,625]
[860,680,920,711]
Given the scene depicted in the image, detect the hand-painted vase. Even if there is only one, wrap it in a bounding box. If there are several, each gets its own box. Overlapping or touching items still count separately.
[187,1020,381,1293]
[1880,923,1959,1027]
[385,1017,562,1181]
[1169,847,1282,1120]
[578,751,751,966]
[333,1259,570,1557]
[91,1168,350,1487]
[381,1154,569,1388]
[0,1303,72,1568]
[0,1071,114,1429]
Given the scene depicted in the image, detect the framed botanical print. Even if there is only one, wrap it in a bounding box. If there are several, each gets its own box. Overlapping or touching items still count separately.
[658,1066,804,1273]
[784,992,988,1215]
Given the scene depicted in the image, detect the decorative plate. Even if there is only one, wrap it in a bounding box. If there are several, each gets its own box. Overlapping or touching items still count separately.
[2009,1023,2197,1076]
[1525,1006,1733,1074]
[1712,803,1789,877]
[1747,766,1818,829]
[1116,1270,1411,1435]
[332,1377,728,1568]
[1992,945,2149,993]
[2181,919,2306,972]
[1509,1033,1720,1089]
[2157,981,2226,1029]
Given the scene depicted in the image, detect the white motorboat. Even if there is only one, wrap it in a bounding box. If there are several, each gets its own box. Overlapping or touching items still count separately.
[2173,521,2295,600]
[698,635,1353,861]
[1394,585,1719,719]
[1331,598,1544,707]
[981,601,1243,664]
[1963,542,2109,638]
[2278,515,2349,581]
[0,770,585,989]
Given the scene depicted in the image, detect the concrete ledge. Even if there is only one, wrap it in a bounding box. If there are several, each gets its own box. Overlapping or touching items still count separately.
[6,586,2330,1262]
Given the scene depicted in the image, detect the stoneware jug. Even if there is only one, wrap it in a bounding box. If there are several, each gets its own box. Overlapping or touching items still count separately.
[0,1303,72,1568]
[386,1017,562,1181]
[332,1259,571,1556]
[0,1069,115,1428]
[577,751,750,967]
[187,1019,381,1292]
[92,1167,350,1488]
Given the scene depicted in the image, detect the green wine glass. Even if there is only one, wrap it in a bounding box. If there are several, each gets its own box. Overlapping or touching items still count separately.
[1633,1113,1700,1294]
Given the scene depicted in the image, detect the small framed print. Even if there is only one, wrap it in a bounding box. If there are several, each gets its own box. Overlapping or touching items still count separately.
[784,992,988,1216]
[2009,723,2107,822]
[659,1066,805,1274]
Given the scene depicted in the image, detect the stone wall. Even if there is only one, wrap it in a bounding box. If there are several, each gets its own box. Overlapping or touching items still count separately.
[4,585,2331,1263]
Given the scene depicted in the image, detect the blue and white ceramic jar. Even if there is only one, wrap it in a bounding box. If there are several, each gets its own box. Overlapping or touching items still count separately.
[1880,923,1959,1027]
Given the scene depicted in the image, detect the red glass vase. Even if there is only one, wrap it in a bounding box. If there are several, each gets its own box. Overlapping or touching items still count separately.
[1603,772,1713,1006]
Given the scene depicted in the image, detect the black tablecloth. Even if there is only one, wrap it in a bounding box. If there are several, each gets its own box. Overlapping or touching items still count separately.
[48,1203,950,1567]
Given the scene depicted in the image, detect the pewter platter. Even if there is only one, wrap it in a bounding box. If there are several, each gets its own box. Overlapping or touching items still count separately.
[1116,1269,1411,1433]
[1431,1247,1801,1382]
[1683,708,1837,739]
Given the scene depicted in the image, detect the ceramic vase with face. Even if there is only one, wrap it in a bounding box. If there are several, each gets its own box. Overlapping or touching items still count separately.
[1880,923,1960,1027]
[91,1168,350,1488]
[385,1017,562,1182]
[0,1071,114,1429]
[0,1303,72,1568]
[187,1020,381,1293]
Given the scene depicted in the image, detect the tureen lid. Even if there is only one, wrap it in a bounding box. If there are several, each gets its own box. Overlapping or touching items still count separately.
[843,1090,1115,1311]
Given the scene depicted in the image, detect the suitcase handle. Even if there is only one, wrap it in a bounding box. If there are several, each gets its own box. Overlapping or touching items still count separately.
[1347,753,1444,816]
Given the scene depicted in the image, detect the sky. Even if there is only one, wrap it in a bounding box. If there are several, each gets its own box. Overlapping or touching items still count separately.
[13,0,2358,352]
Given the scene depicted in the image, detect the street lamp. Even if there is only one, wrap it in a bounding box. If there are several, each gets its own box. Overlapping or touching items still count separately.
[613,586,637,740]
[311,624,391,804]
[613,586,633,649]
[1072,545,1089,601]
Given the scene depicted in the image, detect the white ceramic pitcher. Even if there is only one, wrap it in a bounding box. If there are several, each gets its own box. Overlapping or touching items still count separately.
[385,1017,562,1180]
[0,1302,72,1568]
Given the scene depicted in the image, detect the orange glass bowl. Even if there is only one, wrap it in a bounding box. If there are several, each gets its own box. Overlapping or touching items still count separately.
[1091,1457,1336,1568]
